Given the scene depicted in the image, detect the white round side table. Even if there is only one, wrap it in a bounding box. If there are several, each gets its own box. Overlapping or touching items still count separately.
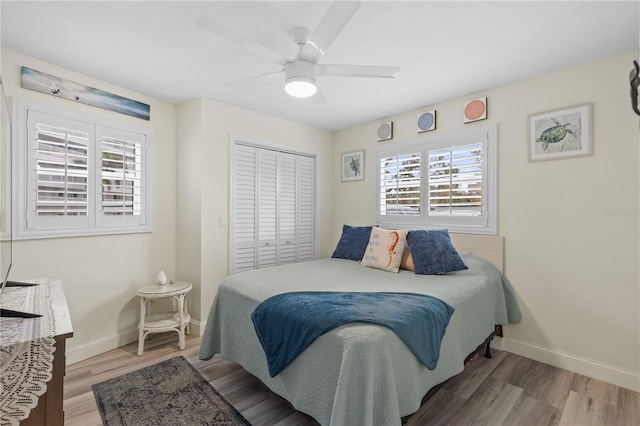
[136,281,192,356]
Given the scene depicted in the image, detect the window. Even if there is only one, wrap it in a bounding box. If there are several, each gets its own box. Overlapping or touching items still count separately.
[13,99,151,239]
[377,125,496,234]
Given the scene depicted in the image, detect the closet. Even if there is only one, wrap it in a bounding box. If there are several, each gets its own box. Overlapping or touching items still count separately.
[230,141,315,273]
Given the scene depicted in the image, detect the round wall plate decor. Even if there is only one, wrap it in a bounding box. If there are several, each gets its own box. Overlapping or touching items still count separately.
[463,97,487,123]
[377,121,393,141]
[417,110,436,132]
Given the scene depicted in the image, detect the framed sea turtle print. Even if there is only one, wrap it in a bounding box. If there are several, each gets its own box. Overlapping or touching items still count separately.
[342,150,364,182]
[528,103,592,162]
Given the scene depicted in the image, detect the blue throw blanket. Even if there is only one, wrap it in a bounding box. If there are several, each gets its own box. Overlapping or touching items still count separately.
[251,291,455,377]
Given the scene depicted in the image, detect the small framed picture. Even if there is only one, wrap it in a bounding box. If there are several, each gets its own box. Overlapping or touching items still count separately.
[528,103,592,162]
[341,150,364,182]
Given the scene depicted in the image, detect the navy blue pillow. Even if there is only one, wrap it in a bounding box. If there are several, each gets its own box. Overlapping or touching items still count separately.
[406,229,468,275]
[331,225,373,261]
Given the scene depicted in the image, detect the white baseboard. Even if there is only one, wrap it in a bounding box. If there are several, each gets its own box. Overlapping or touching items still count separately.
[490,335,503,351]
[66,320,202,366]
[502,337,640,393]
[66,327,139,365]
[192,319,205,336]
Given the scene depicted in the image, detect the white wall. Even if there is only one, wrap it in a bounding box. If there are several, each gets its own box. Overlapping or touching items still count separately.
[176,98,333,332]
[1,48,178,364]
[332,50,640,391]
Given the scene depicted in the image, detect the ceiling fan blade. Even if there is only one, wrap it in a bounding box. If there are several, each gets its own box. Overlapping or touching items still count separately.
[196,16,289,67]
[309,1,361,63]
[318,64,401,78]
[226,70,284,89]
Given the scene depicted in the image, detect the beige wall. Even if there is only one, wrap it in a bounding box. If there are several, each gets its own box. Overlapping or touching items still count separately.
[175,99,203,332]
[1,48,177,363]
[332,50,640,391]
[176,98,334,332]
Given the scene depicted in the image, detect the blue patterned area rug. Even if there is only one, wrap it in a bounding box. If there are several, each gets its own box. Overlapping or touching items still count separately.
[92,356,251,426]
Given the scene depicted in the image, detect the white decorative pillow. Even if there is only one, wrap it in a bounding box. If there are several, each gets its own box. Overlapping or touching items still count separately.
[361,228,408,273]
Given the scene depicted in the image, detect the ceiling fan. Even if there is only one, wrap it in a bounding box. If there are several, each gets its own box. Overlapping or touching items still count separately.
[196,1,400,100]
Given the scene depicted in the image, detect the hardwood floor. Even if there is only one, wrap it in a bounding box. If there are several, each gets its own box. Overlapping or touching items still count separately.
[64,333,640,426]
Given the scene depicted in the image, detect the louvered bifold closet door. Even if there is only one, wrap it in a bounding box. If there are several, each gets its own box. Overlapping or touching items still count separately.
[277,152,297,265]
[230,142,315,274]
[296,155,314,261]
[257,149,278,268]
[232,145,258,273]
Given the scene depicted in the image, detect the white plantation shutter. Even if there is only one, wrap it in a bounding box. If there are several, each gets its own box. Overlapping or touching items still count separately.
[379,150,422,225]
[16,100,151,239]
[428,143,483,217]
[97,126,147,227]
[26,111,92,230]
[35,124,89,216]
[230,140,315,274]
[376,125,496,234]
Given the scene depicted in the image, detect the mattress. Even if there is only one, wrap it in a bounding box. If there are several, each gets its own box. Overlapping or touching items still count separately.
[200,255,520,426]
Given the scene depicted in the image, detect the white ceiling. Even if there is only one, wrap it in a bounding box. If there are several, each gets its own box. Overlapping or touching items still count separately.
[1,1,638,132]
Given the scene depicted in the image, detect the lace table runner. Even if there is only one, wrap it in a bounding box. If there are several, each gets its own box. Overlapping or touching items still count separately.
[0,281,56,425]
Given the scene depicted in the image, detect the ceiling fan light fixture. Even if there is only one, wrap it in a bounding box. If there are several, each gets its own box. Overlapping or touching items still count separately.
[284,59,317,98]
[285,76,317,97]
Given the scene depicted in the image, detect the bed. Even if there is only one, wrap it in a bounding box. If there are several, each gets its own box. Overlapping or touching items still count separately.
[199,230,520,426]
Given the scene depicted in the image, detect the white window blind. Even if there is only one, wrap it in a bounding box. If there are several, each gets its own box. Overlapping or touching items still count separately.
[14,99,151,239]
[376,125,497,234]
[230,140,316,274]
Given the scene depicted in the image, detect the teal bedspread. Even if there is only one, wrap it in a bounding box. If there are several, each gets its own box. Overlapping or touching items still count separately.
[200,255,520,426]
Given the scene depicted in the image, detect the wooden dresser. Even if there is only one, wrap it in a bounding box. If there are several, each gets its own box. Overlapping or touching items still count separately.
[0,278,73,425]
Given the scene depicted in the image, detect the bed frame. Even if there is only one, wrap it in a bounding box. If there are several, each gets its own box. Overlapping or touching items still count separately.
[401,233,505,424]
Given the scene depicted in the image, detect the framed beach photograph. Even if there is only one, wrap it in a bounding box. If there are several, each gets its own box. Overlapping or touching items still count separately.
[341,150,364,182]
[21,66,150,120]
[528,103,592,162]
